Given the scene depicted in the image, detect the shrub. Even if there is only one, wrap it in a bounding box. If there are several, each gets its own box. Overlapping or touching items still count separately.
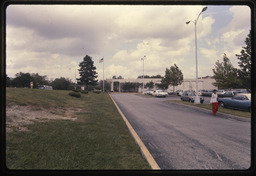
[69,92,81,98]
[81,90,88,94]
[93,90,101,94]
[72,89,80,92]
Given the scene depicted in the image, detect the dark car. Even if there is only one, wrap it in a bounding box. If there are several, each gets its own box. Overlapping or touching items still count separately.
[218,93,251,112]
[181,90,204,104]
[201,90,213,97]
[218,91,241,97]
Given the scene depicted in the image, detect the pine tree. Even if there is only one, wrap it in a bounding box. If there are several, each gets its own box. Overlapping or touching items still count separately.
[212,53,241,89]
[236,31,251,89]
[77,55,98,90]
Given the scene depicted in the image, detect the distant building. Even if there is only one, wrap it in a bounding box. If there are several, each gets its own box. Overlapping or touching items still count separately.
[175,76,217,91]
[106,76,217,92]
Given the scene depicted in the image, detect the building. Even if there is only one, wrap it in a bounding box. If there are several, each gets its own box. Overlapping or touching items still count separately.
[175,76,217,91]
[106,76,217,92]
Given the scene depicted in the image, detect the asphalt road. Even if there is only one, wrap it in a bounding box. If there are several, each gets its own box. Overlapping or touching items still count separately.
[110,93,251,170]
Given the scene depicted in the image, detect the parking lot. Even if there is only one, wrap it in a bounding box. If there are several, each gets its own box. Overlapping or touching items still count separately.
[111,93,251,169]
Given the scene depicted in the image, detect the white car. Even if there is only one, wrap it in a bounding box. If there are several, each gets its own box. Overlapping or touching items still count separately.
[217,90,225,95]
[152,90,168,97]
[144,89,154,95]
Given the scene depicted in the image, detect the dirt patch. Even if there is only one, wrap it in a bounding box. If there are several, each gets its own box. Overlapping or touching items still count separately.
[6,105,80,132]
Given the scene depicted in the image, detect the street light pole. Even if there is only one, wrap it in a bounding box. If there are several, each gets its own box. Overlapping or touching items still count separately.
[141,56,146,94]
[186,7,207,104]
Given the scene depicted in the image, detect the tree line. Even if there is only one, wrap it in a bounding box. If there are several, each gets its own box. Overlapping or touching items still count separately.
[6,72,75,90]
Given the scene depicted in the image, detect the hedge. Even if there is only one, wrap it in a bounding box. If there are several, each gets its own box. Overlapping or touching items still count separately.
[69,92,81,98]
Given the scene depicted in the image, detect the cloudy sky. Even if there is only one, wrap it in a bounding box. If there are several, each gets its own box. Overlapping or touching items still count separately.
[6,4,251,82]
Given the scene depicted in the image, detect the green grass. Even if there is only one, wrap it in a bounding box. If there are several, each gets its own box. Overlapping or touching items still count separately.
[6,88,150,170]
[168,100,251,118]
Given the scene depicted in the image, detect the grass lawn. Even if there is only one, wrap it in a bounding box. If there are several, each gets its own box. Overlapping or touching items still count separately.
[5,88,150,170]
[168,100,251,118]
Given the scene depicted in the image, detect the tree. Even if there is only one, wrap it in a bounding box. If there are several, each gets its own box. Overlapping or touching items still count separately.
[52,77,72,90]
[236,31,251,89]
[98,80,111,92]
[117,75,123,79]
[11,72,32,88]
[6,75,11,87]
[77,55,98,90]
[151,75,162,78]
[112,75,123,79]
[145,81,154,89]
[212,53,242,89]
[31,73,49,88]
[137,75,150,78]
[162,64,183,92]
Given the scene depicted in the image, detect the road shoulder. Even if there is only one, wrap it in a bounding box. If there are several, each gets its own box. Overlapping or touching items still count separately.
[109,93,161,170]
[166,100,251,122]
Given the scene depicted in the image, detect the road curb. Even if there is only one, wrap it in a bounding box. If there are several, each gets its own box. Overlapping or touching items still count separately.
[166,101,251,122]
[109,93,160,170]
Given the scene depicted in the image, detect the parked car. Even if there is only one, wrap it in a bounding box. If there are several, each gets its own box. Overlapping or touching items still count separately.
[181,90,204,103]
[38,85,53,90]
[198,89,207,96]
[145,89,154,95]
[218,93,251,112]
[152,90,168,97]
[167,90,176,95]
[201,90,213,97]
[232,89,248,93]
[218,91,241,97]
[217,90,225,95]
[176,90,183,96]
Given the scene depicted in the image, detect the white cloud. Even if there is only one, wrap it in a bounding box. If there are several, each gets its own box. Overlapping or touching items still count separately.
[6,5,250,82]
[105,64,133,79]
[200,48,219,64]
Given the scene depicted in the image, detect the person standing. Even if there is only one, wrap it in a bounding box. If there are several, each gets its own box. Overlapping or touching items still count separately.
[210,89,219,116]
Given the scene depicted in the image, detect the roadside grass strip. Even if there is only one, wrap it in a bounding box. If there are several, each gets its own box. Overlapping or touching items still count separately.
[6,88,150,169]
[168,100,251,119]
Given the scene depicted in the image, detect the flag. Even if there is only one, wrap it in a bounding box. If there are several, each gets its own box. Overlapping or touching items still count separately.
[99,58,104,63]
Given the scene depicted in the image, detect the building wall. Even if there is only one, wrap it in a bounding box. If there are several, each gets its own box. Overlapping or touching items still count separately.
[106,77,217,92]
[173,77,217,91]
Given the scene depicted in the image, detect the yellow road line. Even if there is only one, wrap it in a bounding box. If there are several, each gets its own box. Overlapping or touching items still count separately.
[109,93,160,170]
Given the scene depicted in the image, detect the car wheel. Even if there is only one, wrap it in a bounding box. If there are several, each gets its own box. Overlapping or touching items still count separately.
[219,101,225,108]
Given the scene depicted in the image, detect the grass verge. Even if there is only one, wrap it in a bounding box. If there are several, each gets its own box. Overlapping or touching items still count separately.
[6,88,150,169]
[168,100,251,118]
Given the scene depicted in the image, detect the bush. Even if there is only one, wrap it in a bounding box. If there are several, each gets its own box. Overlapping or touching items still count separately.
[81,90,88,94]
[93,90,101,94]
[72,89,80,92]
[69,92,81,98]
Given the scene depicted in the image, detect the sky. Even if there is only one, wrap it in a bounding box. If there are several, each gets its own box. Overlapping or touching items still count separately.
[6,4,251,82]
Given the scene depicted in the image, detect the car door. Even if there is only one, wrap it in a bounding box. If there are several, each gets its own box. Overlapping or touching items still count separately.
[231,95,245,109]
[235,95,249,110]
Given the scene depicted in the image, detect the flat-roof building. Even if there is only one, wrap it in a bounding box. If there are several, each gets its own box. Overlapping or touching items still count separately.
[106,76,217,92]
